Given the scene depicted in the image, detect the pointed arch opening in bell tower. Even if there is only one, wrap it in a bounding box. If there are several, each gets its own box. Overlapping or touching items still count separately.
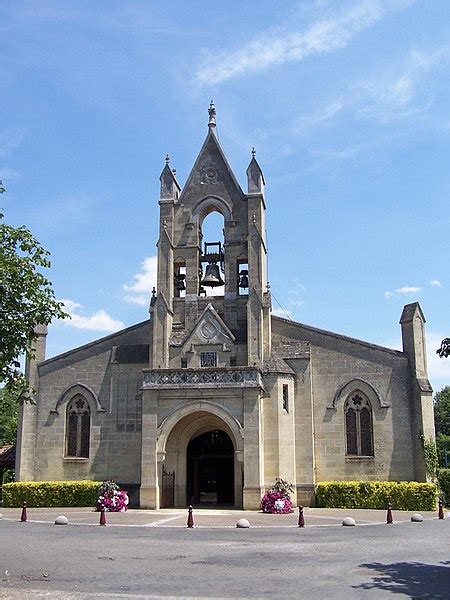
[199,209,225,297]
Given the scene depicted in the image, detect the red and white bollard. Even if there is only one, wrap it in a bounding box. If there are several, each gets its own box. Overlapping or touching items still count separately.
[386,502,393,524]
[438,498,445,520]
[298,506,305,528]
[99,508,107,526]
[187,505,194,528]
[20,501,27,522]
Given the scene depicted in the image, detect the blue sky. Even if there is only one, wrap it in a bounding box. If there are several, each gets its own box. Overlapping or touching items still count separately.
[1,0,449,391]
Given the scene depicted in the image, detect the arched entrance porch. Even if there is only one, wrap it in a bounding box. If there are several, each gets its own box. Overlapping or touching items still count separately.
[187,429,234,506]
[157,402,244,508]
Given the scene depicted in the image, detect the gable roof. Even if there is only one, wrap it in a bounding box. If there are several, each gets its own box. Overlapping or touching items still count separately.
[179,129,245,203]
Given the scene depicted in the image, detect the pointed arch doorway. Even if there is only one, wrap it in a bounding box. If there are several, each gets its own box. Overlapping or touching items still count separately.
[187,429,234,506]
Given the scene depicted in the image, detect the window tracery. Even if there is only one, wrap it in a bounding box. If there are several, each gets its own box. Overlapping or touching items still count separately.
[66,395,90,458]
[344,393,373,457]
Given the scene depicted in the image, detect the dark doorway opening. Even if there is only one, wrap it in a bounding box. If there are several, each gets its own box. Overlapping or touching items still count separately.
[187,429,234,506]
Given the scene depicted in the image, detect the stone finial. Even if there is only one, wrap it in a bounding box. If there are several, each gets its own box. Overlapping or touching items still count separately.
[208,100,216,129]
[251,147,256,157]
[165,154,170,164]
[150,287,157,308]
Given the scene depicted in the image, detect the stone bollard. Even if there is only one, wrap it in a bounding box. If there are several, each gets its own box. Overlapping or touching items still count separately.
[55,515,69,525]
[20,501,27,523]
[99,508,106,526]
[342,517,356,526]
[438,498,445,520]
[187,505,194,528]
[411,514,423,522]
[386,502,393,524]
[236,518,250,528]
[298,506,305,528]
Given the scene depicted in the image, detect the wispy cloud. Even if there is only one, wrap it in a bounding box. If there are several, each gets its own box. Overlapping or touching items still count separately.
[61,299,124,332]
[0,127,25,158]
[0,167,20,181]
[429,279,442,287]
[123,256,157,307]
[12,2,202,36]
[196,1,410,85]
[355,46,449,123]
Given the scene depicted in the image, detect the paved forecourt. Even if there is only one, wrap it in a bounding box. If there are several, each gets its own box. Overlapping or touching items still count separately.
[0,511,449,599]
[0,506,443,527]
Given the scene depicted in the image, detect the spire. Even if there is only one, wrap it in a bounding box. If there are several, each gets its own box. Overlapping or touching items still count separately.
[159,154,180,201]
[208,100,216,130]
[246,147,265,194]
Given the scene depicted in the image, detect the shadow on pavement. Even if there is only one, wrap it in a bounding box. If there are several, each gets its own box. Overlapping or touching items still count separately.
[353,560,450,598]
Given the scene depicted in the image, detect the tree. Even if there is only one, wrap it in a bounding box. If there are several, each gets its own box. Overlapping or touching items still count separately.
[437,338,450,358]
[0,387,19,446]
[1,184,68,399]
[434,386,450,467]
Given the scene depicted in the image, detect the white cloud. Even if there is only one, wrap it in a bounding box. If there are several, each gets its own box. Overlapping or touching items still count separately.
[355,46,449,123]
[430,279,442,287]
[123,255,158,307]
[196,1,397,85]
[61,299,124,332]
[292,102,344,134]
[384,291,394,299]
[395,286,421,294]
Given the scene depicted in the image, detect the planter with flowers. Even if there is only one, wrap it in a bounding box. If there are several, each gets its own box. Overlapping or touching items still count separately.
[260,478,294,514]
[96,479,129,512]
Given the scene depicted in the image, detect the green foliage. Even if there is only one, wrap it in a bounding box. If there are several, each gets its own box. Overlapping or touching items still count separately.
[0,208,68,399]
[436,433,450,468]
[437,338,450,358]
[420,434,439,479]
[316,481,438,511]
[2,468,15,484]
[0,387,19,446]
[270,478,294,497]
[437,469,450,506]
[434,386,450,468]
[2,480,102,507]
[434,386,450,437]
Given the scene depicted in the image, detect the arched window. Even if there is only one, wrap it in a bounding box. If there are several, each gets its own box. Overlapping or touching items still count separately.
[344,393,373,456]
[66,395,90,458]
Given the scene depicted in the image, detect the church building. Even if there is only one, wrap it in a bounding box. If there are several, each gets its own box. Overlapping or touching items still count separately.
[16,104,435,509]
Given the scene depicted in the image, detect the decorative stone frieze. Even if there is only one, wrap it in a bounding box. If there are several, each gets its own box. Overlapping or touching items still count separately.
[143,367,262,389]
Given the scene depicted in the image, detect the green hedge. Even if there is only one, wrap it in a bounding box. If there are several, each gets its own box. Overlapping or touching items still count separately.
[2,480,102,508]
[437,469,450,506]
[316,481,438,511]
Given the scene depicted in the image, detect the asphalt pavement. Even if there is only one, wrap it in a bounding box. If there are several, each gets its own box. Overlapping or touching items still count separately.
[0,508,449,599]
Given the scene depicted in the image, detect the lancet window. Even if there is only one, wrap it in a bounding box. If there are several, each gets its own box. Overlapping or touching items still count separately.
[66,395,90,458]
[344,393,374,456]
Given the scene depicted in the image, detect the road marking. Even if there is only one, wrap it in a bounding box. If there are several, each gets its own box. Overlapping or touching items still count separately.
[144,514,184,526]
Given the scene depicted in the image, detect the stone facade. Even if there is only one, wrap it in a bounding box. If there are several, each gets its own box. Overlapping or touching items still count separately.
[16,105,435,509]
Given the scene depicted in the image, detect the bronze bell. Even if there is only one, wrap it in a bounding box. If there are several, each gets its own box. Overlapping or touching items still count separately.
[201,263,224,287]
[238,269,249,289]
[175,273,186,291]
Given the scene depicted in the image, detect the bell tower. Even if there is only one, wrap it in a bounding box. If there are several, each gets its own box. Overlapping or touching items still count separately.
[150,102,271,370]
